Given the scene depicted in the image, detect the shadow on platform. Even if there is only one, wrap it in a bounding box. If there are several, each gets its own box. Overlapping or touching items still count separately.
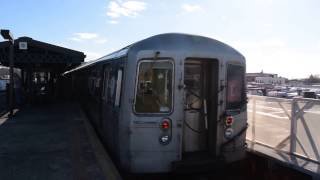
[0,103,116,180]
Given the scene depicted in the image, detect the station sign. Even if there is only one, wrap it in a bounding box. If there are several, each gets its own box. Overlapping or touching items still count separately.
[19,42,28,50]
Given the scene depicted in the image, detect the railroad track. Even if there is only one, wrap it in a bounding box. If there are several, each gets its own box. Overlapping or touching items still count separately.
[123,154,311,180]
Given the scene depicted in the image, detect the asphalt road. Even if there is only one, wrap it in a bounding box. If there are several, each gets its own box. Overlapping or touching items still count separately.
[247,97,320,162]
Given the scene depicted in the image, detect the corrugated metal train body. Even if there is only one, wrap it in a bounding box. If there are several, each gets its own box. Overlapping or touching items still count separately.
[65,33,247,173]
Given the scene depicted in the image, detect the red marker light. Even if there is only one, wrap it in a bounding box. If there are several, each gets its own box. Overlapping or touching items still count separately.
[225,116,234,126]
[161,119,170,129]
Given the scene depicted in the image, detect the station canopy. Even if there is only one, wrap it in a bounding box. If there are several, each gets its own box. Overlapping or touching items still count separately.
[0,36,85,72]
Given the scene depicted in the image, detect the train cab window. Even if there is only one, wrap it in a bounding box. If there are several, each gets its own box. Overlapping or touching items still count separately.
[227,64,245,109]
[134,60,173,113]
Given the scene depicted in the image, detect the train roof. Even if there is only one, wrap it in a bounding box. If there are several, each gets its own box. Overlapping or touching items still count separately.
[64,33,244,75]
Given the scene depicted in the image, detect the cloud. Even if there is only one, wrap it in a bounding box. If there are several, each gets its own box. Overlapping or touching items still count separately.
[74,33,98,40]
[109,20,119,24]
[220,15,227,21]
[263,23,273,28]
[107,1,147,19]
[70,37,82,42]
[96,38,107,44]
[70,33,107,44]
[182,4,203,13]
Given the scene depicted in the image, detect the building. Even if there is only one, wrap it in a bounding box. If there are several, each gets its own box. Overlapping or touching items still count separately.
[246,72,286,85]
[287,79,304,87]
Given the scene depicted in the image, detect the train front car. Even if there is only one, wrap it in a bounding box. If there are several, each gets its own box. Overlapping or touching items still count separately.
[122,33,247,173]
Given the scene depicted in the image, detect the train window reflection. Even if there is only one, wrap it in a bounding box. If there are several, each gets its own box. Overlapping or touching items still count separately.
[227,64,245,109]
[135,61,173,113]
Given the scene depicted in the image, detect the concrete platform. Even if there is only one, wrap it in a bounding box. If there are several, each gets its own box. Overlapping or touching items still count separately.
[247,140,320,179]
[0,103,121,180]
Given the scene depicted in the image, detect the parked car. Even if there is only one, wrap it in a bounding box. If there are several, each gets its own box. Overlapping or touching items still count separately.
[0,79,8,91]
[303,91,317,99]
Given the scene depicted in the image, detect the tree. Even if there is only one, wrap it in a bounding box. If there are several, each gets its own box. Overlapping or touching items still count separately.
[306,74,320,84]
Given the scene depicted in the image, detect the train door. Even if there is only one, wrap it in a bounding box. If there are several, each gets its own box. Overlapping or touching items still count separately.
[182,59,219,157]
[101,62,124,155]
[101,64,112,149]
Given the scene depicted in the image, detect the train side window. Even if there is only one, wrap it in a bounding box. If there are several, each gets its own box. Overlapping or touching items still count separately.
[88,69,101,99]
[227,64,245,109]
[103,66,111,100]
[89,78,96,97]
[107,71,116,104]
[94,77,101,97]
[134,60,173,114]
[114,69,123,107]
[102,65,116,104]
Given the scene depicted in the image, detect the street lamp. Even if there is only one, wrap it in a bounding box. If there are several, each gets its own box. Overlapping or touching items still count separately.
[1,29,14,116]
[1,30,14,42]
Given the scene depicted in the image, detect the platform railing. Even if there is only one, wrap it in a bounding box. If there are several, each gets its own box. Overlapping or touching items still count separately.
[247,95,320,164]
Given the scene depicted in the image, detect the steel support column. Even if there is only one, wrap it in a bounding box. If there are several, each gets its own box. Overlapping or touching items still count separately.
[9,43,14,116]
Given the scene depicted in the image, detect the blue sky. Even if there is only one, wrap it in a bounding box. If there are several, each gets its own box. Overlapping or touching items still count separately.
[1,0,320,79]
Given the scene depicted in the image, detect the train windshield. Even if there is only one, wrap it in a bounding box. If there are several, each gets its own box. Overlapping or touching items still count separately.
[227,64,245,109]
[135,60,173,113]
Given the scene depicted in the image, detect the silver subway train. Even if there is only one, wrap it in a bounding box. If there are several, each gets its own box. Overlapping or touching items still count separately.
[64,33,247,173]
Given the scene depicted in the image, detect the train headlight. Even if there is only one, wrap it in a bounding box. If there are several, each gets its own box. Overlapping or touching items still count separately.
[159,135,170,144]
[225,128,234,139]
